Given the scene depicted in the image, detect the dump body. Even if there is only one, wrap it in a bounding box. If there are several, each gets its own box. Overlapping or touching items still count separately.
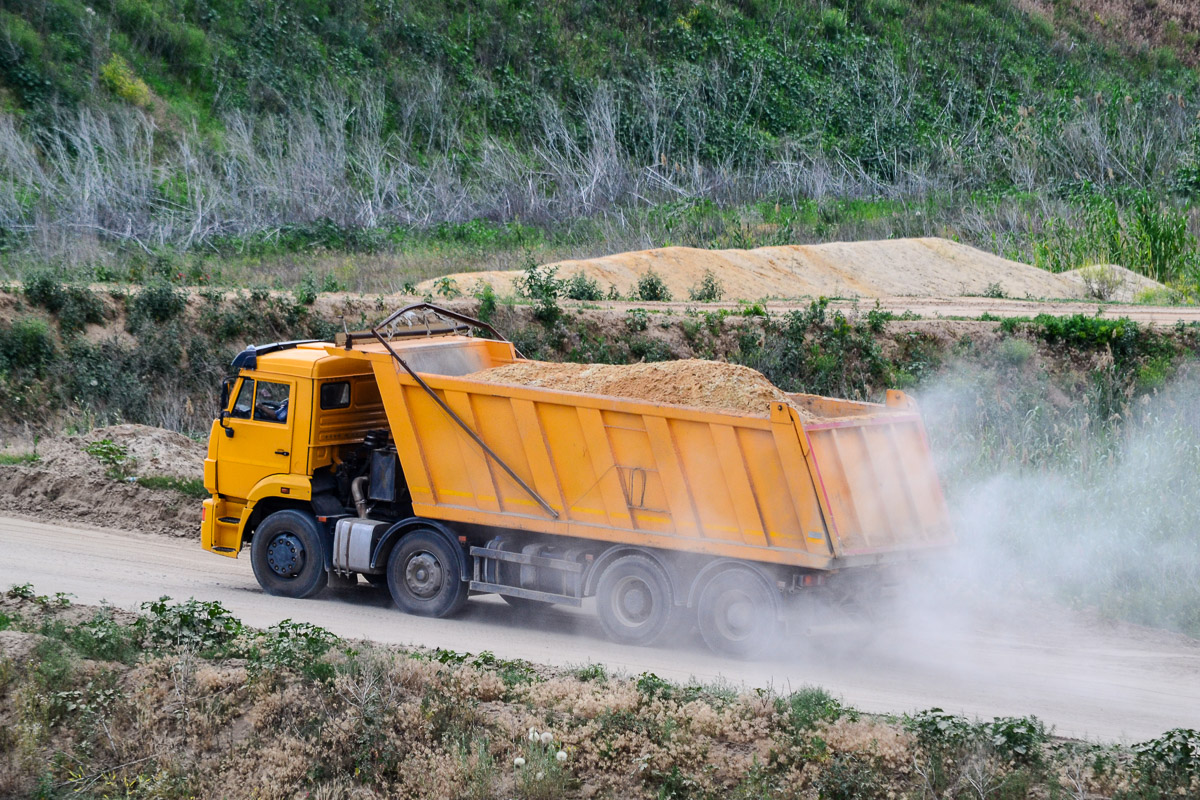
[335,337,953,572]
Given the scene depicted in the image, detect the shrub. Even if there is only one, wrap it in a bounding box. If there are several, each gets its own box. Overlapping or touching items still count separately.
[137,596,243,652]
[997,337,1034,367]
[515,262,564,324]
[99,53,153,107]
[0,317,55,374]
[248,619,341,684]
[688,270,724,302]
[564,272,603,301]
[1134,728,1200,790]
[70,609,141,663]
[129,280,186,330]
[1077,265,1124,301]
[23,270,104,334]
[820,8,848,38]
[475,283,497,322]
[778,686,845,736]
[84,438,136,480]
[635,270,671,302]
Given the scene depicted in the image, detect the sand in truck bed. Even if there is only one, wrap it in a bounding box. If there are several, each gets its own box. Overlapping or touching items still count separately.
[465,359,813,419]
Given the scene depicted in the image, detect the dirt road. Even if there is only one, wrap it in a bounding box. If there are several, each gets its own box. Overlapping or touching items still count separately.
[3,515,1198,743]
[581,296,1200,326]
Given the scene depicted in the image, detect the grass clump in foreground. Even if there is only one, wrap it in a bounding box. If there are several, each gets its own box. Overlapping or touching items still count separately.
[0,588,1197,799]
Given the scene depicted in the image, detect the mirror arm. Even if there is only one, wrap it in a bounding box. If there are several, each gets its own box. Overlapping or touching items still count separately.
[219,410,235,438]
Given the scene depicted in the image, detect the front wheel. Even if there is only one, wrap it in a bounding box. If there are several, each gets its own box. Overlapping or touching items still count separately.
[386,530,468,618]
[250,509,328,599]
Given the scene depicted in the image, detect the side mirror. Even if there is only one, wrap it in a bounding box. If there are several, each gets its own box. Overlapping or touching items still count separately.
[219,410,235,438]
[220,377,235,411]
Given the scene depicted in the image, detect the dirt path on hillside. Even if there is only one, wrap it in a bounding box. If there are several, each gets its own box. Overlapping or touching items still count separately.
[2,515,1197,743]
[577,295,1200,325]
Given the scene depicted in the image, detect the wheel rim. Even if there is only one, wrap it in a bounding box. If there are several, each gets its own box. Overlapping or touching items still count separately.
[404,551,444,599]
[266,533,306,578]
[711,587,756,643]
[610,575,654,628]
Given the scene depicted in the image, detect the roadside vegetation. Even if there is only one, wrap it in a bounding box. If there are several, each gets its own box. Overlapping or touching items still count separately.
[1,589,1197,799]
[3,1,1200,296]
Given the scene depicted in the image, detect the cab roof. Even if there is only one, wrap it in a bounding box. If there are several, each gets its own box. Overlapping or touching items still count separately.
[235,335,499,379]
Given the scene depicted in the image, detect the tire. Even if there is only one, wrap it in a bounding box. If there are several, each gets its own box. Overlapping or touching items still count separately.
[386,530,468,618]
[696,567,779,658]
[250,509,328,599]
[595,554,676,647]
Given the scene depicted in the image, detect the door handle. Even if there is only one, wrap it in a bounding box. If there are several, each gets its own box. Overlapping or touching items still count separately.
[275,449,290,456]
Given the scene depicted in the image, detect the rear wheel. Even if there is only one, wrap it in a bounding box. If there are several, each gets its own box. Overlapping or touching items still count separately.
[387,530,468,618]
[250,510,328,599]
[696,567,779,658]
[595,555,675,646]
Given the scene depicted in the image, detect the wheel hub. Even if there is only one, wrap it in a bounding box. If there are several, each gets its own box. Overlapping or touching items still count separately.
[405,552,444,599]
[715,590,755,641]
[613,577,653,626]
[266,533,305,578]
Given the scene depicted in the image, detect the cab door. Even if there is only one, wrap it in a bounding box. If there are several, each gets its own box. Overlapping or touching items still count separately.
[216,375,296,502]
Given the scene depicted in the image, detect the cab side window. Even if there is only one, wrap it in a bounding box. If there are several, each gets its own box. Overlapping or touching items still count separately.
[254,381,291,423]
[320,381,351,409]
[231,379,255,418]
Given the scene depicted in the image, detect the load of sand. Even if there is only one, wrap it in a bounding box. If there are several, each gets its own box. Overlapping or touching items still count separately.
[417,237,1166,303]
[466,359,810,418]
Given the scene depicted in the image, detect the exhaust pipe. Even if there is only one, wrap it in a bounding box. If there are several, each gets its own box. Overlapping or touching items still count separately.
[351,476,369,518]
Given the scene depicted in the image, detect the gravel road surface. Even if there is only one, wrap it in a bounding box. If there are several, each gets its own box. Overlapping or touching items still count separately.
[2,515,1197,742]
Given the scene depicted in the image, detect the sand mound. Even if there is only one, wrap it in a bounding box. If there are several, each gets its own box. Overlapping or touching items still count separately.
[467,359,805,418]
[417,237,1168,302]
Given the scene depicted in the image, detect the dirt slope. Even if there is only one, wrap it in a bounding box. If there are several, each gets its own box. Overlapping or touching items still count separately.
[417,238,1166,301]
[0,425,202,537]
[1,516,1197,742]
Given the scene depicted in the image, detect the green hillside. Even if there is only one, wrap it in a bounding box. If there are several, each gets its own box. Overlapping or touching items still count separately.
[2,0,1200,290]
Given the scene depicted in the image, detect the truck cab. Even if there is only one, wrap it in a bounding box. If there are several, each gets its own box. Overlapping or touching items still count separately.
[201,341,387,556]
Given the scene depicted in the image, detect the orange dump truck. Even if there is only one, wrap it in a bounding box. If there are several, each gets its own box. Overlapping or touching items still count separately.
[202,304,953,655]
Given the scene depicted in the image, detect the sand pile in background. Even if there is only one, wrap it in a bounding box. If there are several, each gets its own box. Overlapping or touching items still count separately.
[417,237,1167,302]
[467,359,807,418]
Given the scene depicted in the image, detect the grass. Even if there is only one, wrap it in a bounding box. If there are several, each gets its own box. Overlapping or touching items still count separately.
[0,451,38,465]
[135,475,208,499]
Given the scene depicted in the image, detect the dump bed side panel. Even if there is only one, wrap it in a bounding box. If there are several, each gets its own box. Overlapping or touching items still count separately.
[804,413,953,560]
[368,355,837,569]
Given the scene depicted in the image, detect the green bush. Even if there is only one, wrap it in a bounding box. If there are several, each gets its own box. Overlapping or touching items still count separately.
[137,596,243,652]
[0,318,55,374]
[23,270,104,334]
[129,280,187,330]
[1133,728,1200,791]
[688,270,724,302]
[84,438,136,480]
[635,270,671,302]
[70,609,141,664]
[515,262,564,324]
[248,619,340,684]
[564,272,603,301]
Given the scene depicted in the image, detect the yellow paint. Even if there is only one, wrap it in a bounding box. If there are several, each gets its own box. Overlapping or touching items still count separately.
[204,334,954,570]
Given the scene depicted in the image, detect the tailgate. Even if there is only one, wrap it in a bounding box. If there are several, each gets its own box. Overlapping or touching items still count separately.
[801,406,953,562]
